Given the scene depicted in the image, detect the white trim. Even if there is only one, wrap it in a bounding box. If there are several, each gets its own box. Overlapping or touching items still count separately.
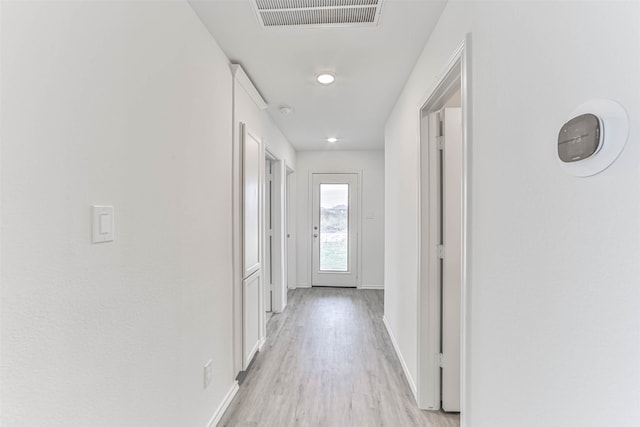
[460,33,472,427]
[416,33,472,423]
[295,283,311,289]
[383,315,417,401]
[230,64,268,110]
[231,120,243,377]
[416,42,465,111]
[259,336,266,351]
[206,381,240,427]
[358,284,384,290]
[258,136,267,355]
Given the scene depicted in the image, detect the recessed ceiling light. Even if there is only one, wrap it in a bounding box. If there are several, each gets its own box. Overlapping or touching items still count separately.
[327,137,338,143]
[317,73,335,85]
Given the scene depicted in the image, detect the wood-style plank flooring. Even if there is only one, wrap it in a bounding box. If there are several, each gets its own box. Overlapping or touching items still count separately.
[219,288,460,427]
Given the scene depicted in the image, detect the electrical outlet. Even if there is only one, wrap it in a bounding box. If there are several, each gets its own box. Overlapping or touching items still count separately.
[204,360,213,389]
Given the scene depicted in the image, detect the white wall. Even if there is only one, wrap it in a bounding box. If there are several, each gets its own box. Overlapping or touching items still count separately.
[1,2,236,426]
[295,150,384,289]
[385,2,640,426]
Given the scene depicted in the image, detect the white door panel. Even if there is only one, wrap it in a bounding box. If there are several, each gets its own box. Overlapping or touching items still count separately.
[243,272,260,368]
[442,107,462,412]
[243,130,261,278]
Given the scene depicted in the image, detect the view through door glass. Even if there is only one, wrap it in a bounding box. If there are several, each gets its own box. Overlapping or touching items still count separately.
[320,184,349,271]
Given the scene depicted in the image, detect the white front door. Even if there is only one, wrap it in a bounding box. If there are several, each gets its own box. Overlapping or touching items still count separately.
[311,173,358,287]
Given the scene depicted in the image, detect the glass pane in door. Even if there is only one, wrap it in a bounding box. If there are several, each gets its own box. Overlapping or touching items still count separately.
[319,184,349,271]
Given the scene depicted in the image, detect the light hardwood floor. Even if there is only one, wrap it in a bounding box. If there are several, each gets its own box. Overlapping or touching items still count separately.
[219,288,460,427]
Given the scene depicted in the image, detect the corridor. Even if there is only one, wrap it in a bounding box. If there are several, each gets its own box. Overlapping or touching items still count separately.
[219,288,460,427]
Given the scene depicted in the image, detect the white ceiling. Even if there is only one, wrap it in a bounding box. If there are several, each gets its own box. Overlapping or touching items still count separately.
[189,0,447,151]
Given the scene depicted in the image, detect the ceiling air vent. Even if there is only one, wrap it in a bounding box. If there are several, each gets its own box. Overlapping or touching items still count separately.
[252,0,383,29]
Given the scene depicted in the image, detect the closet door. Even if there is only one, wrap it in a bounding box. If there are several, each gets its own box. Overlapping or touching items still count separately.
[242,124,262,368]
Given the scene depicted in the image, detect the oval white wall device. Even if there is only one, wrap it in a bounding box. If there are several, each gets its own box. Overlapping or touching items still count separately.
[558,99,629,177]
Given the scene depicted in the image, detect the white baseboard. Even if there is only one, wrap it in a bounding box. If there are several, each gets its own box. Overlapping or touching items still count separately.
[295,283,311,288]
[359,284,384,290]
[382,316,417,401]
[207,381,239,427]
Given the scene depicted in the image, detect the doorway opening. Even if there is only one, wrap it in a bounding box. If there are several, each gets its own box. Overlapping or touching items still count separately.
[265,156,274,314]
[285,166,295,291]
[263,149,287,315]
[417,34,471,421]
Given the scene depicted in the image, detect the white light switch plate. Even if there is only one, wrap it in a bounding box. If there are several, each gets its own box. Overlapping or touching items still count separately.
[92,205,114,243]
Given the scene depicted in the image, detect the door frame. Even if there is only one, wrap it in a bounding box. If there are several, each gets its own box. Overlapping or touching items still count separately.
[264,152,275,313]
[416,33,472,423]
[263,147,288,314]
[306,170,362,289]
[285,165,295,292]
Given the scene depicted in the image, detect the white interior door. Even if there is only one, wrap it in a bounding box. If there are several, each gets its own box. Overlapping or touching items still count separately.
[311,173,358,287]
[242,127,262,369]
[441,107,462,412]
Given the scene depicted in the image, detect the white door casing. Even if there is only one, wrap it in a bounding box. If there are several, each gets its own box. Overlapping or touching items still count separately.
[311,173,359,287]
[417,35,470,422]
